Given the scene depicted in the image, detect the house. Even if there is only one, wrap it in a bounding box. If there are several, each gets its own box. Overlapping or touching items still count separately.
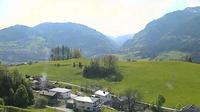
[94,90,112,103]
[179,105,200,112]
[66,99,74,109]
[110,96,127,111]
[73,96,101,112]
[66,94,78,109]
[50,87,71,99]
[39,90,58,105]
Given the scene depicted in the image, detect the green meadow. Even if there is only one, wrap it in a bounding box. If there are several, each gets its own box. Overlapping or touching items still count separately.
[12,59,200,108]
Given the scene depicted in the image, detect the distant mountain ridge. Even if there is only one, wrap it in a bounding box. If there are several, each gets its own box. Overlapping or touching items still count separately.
[122,6,200,62]
[34,22,117,56]
[0,22,117,63]
[113,34,134,46]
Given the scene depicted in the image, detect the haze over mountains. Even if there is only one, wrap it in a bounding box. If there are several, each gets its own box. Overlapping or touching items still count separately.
[0,22,117,63]
[122,6,200,62]
[1,7,200,63]
[113,34,134,46]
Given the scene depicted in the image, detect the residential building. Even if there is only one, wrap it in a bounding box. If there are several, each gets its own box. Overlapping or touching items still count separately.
[39,90,58,105]
[50,87,71,99]
[180,105,200,112]
[94,90,112,103]
[73,96,101,112]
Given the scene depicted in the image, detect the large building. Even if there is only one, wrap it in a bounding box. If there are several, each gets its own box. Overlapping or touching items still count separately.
[73,96,101,112]
[50,87,71,99]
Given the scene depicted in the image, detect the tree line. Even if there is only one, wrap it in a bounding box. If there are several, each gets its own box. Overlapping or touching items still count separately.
[83,55,123,81]
[0,66,34,108]
[50,45,81,61]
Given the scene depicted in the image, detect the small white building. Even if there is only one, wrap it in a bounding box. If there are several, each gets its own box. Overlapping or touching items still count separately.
[50,87,71,99]
[94,90,112,103]
[73,96,101,112]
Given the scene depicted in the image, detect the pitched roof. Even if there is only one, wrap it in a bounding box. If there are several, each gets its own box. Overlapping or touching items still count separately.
[39,90,57,96]
[180,105,200,112]
[50,87,71,93]
[95,90,109,97]
[73,96,99,103]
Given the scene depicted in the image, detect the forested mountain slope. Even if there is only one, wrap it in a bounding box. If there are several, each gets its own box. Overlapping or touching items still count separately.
[122,7,200,62]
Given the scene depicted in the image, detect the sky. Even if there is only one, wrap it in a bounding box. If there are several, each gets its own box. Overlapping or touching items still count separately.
[0,0,200,36]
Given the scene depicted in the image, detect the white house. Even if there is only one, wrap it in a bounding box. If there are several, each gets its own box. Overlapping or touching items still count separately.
[50,87,71,99]
[73,96,101,112]
[94,90,112,103]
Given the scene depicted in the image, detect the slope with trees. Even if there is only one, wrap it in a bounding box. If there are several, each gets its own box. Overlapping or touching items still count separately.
[0,66,34,108]
[0,22,118,63]
[0,25,48,63]
[122,7,200,62]
[34,22,118,56]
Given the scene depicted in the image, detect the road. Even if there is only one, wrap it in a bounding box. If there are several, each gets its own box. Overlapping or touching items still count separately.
[47,105,74,112]
[49,80,95,91]
[49,80,177,112]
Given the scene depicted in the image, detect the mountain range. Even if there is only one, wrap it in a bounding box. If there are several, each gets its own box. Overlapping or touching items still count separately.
[113,34,134,46]
[0,22,117,63]
[122,7,200,62]
[1,7,200,63]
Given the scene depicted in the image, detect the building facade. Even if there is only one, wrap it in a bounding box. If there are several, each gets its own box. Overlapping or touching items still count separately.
[73,96,101,112]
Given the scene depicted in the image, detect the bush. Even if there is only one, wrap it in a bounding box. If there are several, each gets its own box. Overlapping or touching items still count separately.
[34,97,48,108]
[65,85,72,89]
[28,61,32,65]
[0,98,4,105]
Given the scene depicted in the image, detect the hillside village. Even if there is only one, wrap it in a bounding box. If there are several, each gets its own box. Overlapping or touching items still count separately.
[1,1,200,112]
[28,74,200,112]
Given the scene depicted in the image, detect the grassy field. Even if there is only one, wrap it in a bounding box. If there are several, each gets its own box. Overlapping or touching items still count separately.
[0,105,61,112]
[11,59,200,108]
[27,108,61,112]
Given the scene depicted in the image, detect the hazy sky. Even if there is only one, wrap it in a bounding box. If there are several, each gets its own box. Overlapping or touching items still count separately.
[0,0,200,36]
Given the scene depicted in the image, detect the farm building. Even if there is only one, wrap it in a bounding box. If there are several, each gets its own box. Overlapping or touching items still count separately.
[50,87,71,99]
[73,96,101,112]
[94,90,112,103]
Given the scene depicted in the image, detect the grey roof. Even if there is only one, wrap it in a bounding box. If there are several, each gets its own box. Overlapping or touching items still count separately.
[50,87,71,93]
[73,96,99,103]
[39,90,57,97]
[180,105,200,112]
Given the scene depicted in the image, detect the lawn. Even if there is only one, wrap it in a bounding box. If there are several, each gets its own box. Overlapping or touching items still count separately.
[0,105,61,112]
[11,59,200,108]
[27,108,62,112]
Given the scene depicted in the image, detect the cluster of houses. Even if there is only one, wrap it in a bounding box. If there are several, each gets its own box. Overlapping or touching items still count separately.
[29,75,200,112]
[39,87,112,112]
[30,75,112,112]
